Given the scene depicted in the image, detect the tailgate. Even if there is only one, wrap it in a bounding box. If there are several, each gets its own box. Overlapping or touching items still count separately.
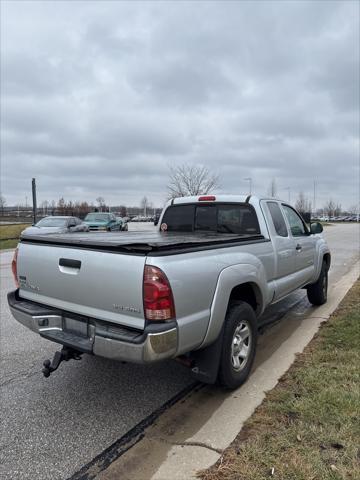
[17,243,146,330]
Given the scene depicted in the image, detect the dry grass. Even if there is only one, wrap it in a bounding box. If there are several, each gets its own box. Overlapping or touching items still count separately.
[198,280,360,480]
[0,223,28,239]
[0,224,28,249]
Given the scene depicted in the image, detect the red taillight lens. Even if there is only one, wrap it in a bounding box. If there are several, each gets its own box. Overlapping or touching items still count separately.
[143,265,175,321]
[12,247,19,288]
[198,195,216,201]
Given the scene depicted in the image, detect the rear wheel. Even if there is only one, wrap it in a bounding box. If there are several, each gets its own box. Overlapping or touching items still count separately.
[218,301,257,389]
[307,261,328,305]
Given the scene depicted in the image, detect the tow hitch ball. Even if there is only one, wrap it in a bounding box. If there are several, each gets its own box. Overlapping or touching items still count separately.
[42,347,82,378]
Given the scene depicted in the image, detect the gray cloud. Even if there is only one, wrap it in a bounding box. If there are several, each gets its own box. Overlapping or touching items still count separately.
[1,0,359,209]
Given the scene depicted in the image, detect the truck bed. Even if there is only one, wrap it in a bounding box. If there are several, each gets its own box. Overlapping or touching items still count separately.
[20,231,266,255]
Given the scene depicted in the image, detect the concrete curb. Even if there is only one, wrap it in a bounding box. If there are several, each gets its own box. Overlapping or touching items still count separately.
[98,260,359,480]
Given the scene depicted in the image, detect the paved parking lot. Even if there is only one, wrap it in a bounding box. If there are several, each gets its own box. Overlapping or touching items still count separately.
[0,223,359,480]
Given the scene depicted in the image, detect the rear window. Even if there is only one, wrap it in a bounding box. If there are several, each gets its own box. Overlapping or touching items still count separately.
[162,205,195,232]
[85,213,110,222]
[162,203,260,235]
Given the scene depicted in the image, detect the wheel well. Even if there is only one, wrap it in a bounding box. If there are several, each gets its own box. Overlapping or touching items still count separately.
[323,253,331,270]
[228,283,260,314]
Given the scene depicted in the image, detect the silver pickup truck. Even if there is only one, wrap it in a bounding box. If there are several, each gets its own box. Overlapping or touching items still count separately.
[8,195,330,388]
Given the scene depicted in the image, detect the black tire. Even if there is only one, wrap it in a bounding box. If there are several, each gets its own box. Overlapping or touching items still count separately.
[218,301,257,389]
[307,261,328,306]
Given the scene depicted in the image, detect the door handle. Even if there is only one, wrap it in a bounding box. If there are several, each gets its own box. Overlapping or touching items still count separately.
[295,244,302,252]
[59,258,81,269]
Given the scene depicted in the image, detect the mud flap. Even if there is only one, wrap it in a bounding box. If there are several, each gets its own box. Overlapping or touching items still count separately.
[190,327,224,384]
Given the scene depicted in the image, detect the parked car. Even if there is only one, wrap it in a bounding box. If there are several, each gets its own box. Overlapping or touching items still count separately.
[21,216,89,236]
[83,212,122,231]
[116,217,129,231]
[9,195,330,389]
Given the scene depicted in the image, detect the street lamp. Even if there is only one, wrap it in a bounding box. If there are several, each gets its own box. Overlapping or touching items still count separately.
[244,177,252,195]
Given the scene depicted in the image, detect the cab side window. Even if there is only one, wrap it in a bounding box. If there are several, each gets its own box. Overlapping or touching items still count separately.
[282,205,307,237]
[267,202,288,237]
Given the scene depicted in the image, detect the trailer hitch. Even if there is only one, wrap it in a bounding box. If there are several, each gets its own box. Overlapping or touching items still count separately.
[42,347,82,378]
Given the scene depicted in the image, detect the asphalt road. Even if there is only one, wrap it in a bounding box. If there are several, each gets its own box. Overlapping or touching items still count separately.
[0,223,359,480]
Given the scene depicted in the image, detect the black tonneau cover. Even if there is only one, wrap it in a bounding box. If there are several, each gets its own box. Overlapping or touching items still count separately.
[20,231,265,254]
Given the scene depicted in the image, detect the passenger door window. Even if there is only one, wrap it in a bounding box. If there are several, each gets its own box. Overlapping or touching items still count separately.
[282,205,308,237]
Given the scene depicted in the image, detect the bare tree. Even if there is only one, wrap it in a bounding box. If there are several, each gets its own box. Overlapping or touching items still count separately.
[40,200,49,216]
[324,199,336,217]
[295,192,312,215]
[57,197,65,214]
[96,196,105,212]
[167,164,220,199]
[119,205,127,217]
[334,203,342,217]
[267,178,277,198]
[0,195,6,215]
[77,201,91,218]
[140,196,149,216]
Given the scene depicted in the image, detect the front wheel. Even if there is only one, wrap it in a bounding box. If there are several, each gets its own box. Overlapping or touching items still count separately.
[218,301,257,389]
[307,261,328,305]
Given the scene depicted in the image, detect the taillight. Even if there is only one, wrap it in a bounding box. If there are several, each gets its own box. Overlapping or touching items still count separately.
[143,265,175,321]
[12,247,19,288]
[198,195,216,201]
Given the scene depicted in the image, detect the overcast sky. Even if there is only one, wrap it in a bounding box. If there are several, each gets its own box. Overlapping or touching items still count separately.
[1,0,359,210]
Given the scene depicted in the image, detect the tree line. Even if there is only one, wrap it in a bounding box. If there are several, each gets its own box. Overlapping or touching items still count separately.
[0,165,358,218]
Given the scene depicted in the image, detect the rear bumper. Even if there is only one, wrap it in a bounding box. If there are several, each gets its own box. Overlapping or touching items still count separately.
[7,290,178,363]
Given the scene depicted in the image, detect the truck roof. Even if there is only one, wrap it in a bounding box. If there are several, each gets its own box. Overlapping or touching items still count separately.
[170,195,287,205]
[171,195,249,204]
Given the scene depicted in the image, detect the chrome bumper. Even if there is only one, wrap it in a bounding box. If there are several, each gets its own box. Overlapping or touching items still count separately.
[8,290,178,363]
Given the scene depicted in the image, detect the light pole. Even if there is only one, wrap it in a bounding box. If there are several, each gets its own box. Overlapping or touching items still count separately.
[244,177,252,195]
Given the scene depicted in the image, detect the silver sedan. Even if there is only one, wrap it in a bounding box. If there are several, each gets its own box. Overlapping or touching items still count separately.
[21,216,89,236]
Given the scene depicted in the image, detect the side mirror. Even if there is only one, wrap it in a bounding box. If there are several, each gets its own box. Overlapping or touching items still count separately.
[310,222,323,234]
